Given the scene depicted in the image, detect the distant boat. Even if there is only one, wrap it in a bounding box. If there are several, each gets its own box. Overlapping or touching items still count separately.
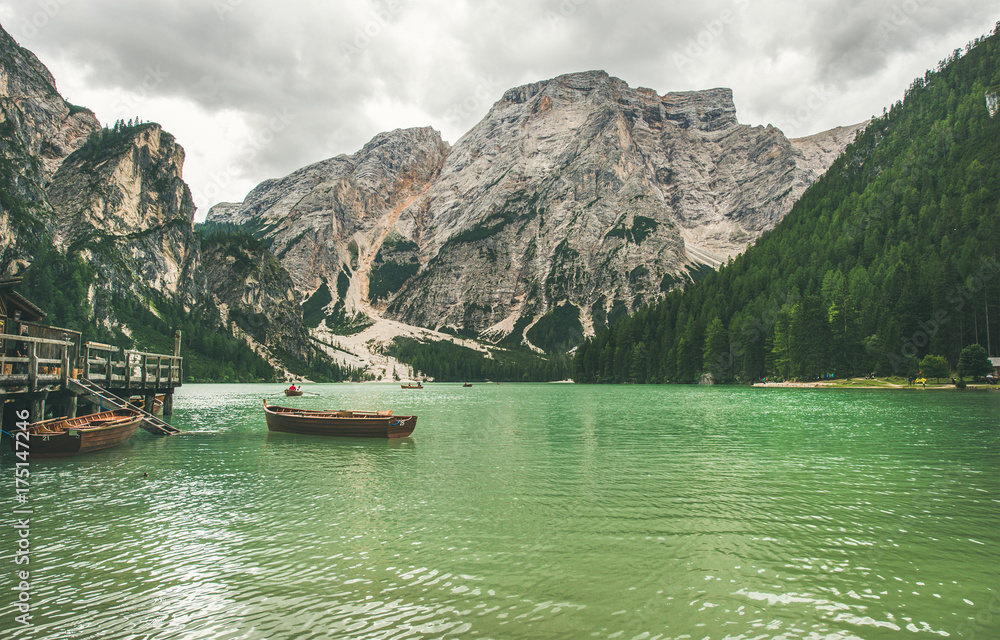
[284,387,304,396]
[263,400,417,438]
[462,383,473,387]
[129,394,164,414]
[11,410,143,458]
[400,382,423,389]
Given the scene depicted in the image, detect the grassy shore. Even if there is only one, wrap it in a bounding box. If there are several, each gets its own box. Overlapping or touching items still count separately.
[754,377,998,390]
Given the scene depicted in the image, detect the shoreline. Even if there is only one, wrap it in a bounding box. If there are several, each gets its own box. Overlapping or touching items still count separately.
[753,379,999,391]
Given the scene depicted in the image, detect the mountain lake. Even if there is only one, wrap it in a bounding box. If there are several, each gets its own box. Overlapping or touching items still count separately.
[2,383,998,639]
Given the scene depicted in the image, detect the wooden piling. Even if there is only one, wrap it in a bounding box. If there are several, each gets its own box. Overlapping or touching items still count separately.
[30,393,46,422]
[27,342,38,392]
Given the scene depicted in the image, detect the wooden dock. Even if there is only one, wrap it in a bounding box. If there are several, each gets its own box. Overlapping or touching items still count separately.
[1,331,183,433]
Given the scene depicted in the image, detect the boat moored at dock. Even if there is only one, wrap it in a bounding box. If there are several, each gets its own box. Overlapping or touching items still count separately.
[11,409,143,457]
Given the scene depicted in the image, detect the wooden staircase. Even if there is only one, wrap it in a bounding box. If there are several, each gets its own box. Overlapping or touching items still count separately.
[68,378,181,435]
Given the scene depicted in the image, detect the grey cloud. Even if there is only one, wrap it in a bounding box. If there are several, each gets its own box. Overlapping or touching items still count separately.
[2,0,996,202]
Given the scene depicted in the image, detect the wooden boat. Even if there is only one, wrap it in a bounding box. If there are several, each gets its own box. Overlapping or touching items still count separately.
[10,410,143,458]
[129,394,164,414]
[284,387,304,397]
[462,383,473,387]
[400,382,423,389]
[263,400,416,438]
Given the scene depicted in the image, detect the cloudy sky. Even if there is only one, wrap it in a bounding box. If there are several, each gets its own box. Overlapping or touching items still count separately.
[0,0,995,220]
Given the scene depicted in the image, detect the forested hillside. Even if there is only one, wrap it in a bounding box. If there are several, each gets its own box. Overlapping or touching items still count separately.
[21,239,278,382]
[574,26,1000,383]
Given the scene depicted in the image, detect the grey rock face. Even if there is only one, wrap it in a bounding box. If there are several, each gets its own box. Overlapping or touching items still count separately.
[207,126,450,327]
[46,124,205,306]
[200,231,311,360]
[218,70,864,347]
[0,27,100,273]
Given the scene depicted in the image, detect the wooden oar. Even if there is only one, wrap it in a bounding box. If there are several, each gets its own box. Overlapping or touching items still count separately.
[27,415,68,428]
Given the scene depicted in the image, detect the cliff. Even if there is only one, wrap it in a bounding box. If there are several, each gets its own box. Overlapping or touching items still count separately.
[0,26,99,272]
[46,124,205,312]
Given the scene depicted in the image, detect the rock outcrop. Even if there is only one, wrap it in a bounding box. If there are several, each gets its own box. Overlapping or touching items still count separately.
[0,26,99,272]
[46,124,205,308]
[214,71,866,349]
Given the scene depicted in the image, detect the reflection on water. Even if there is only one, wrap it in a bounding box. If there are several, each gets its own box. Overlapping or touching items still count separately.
[1,384,997,639]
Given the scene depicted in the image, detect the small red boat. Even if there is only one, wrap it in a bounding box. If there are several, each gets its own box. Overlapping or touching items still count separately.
[11,410,143,458]
[263,400,416,438]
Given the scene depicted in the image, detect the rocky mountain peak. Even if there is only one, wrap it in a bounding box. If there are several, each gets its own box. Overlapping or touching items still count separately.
[215,70,865,354]
[494,71,739,136]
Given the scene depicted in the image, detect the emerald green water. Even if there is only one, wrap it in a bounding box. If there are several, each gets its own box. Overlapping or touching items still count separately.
[2,384,998,639]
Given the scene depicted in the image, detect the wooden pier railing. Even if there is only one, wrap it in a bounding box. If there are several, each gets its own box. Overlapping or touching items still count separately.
[80,342,183,390]
[0,337,182,394]
[0,334,74,393]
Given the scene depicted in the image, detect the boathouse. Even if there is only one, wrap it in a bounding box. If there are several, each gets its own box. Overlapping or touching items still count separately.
[0,278,182,436]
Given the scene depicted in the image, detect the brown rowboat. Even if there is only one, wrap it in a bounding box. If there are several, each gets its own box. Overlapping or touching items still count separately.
[11,409,143,458]
[263,400,416,438]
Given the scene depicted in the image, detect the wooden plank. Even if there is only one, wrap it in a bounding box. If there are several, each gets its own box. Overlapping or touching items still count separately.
[82,344,91,380]
[3,335,74,347]
[83,341,119,351]
[28,342,37,392]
